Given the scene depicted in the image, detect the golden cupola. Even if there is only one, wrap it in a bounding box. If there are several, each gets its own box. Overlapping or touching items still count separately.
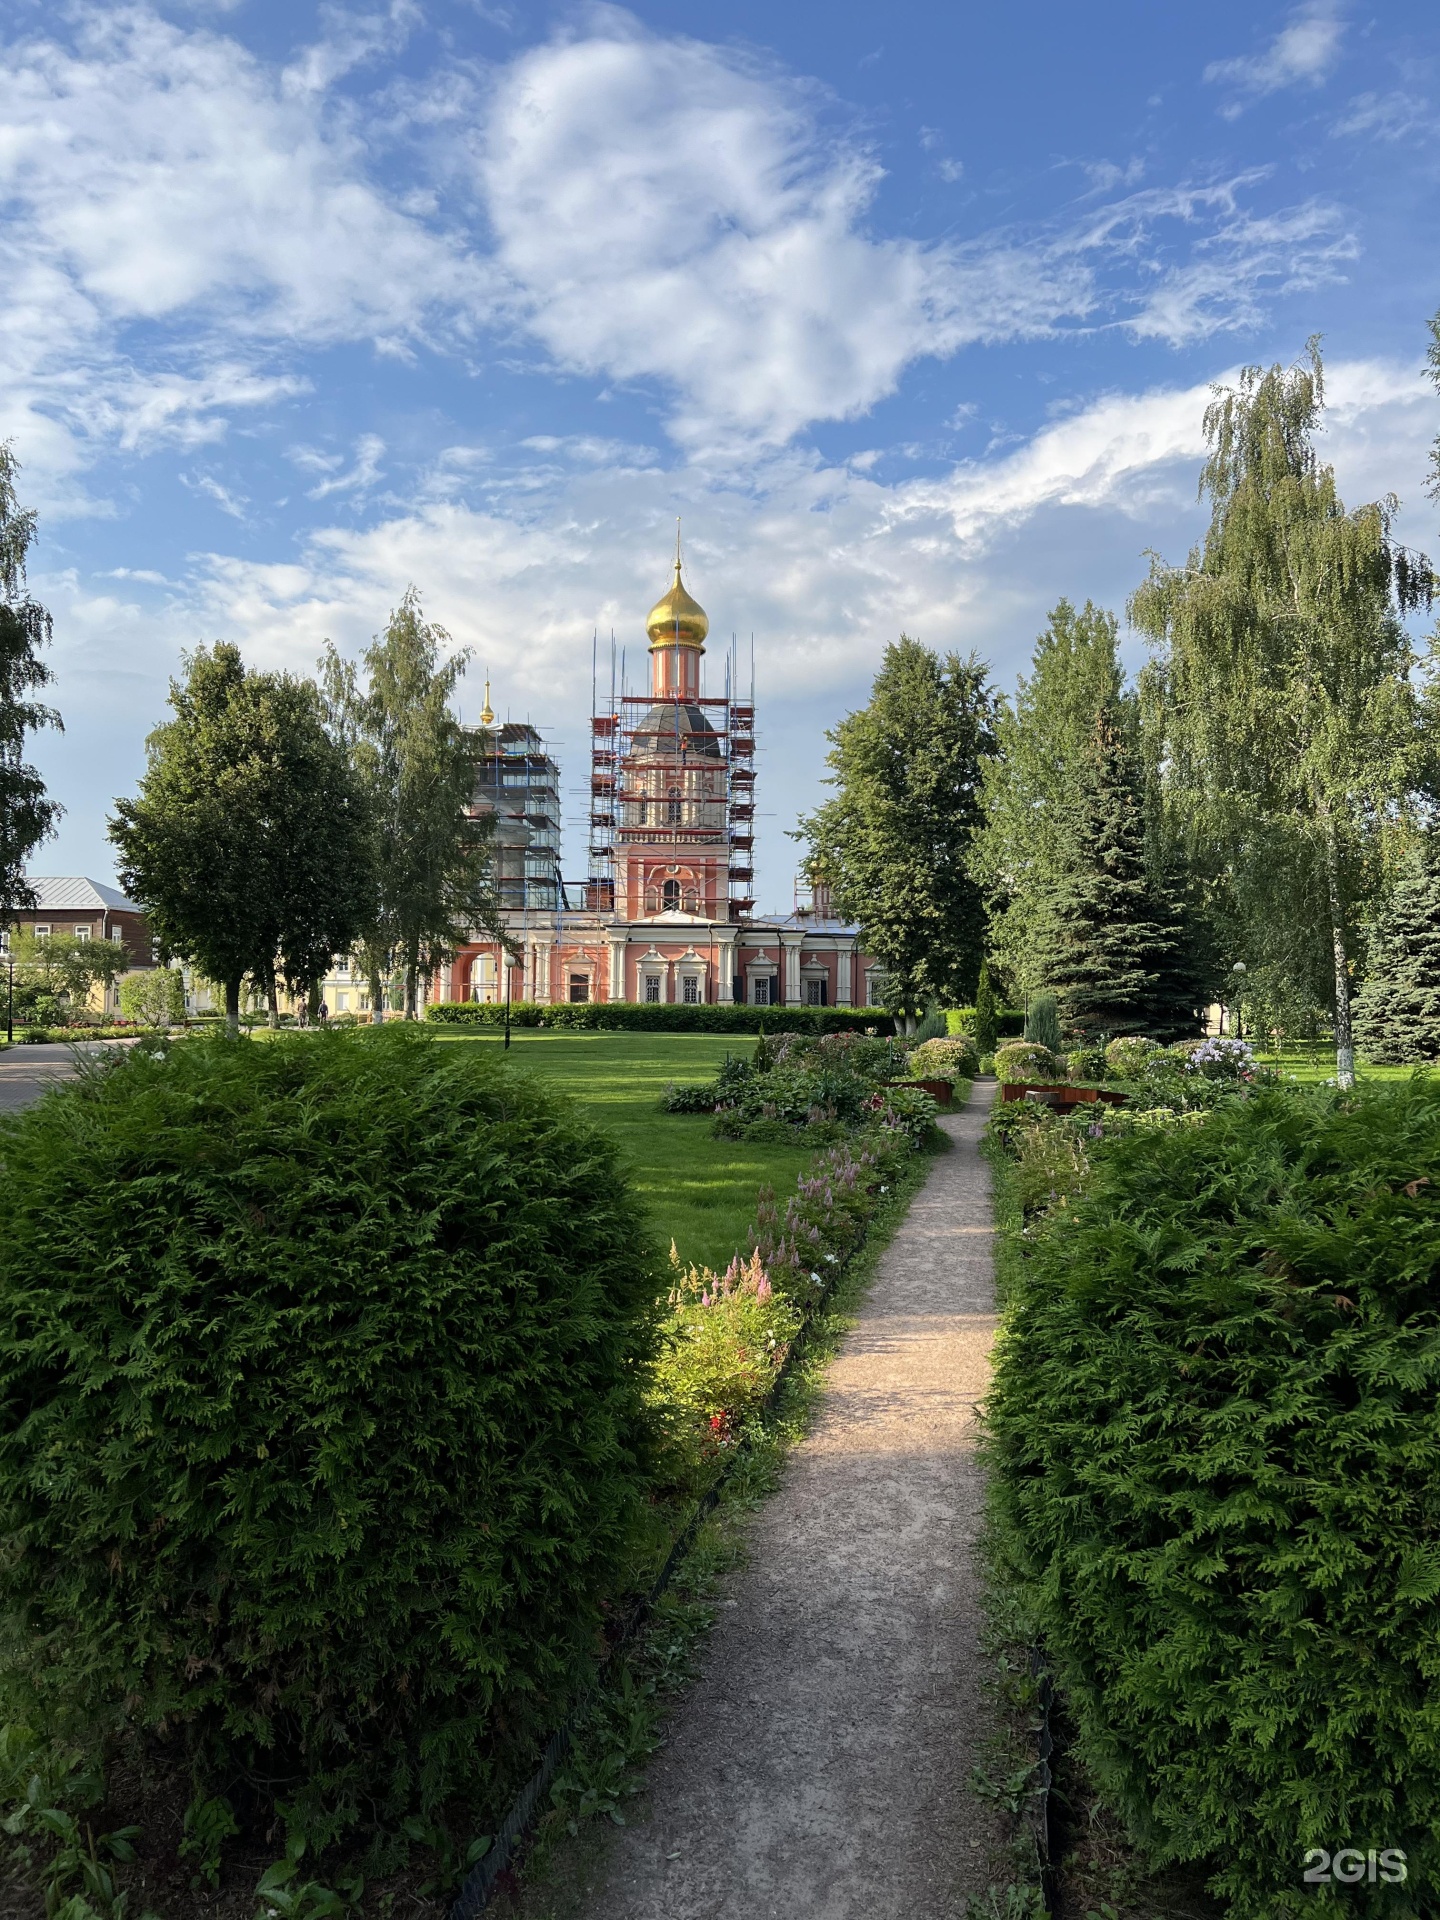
[646,558,709,650]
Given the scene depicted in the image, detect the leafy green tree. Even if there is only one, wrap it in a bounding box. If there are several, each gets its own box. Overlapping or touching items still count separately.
[797,637,995,1031]
[10,929,129,1015]
[111,645,374,1033]
[323,591,505,1021]
[1132,342,1435,1087]
[118,966,186,1029]
[0,445,62,918]
[1353,834,1440,1063]
[976,600,1128,999]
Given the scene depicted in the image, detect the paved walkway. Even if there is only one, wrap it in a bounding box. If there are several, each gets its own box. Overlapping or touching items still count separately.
[0,1038,135,1115]
[577,1085,1002,1920]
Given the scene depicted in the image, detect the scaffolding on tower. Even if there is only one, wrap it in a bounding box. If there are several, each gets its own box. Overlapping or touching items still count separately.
[586,634,757,921]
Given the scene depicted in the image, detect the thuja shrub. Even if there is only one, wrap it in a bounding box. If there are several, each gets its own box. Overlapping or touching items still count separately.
[986,1081,1440,1916]
[993,1040,1066,1083]
[0,1028,661,1843]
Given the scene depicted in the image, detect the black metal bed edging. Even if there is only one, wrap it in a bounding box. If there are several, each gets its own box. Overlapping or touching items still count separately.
[1026,1645,1057,1912]
[447,1162,908,1919]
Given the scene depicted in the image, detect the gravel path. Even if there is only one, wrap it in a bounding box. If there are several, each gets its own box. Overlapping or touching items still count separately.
[575,1084,1003,1920]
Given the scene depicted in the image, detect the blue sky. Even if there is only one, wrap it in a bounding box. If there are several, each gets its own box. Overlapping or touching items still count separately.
[6,0,1440,907]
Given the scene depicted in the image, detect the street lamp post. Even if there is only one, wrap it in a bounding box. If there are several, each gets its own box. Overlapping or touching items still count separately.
[1,931,12,1044]
[1230,961,1247,1041]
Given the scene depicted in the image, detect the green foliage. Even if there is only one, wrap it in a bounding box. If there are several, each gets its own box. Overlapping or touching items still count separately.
[909,1035,980,1080]
[1023,990,1062,1053]
[993,1040,1065,1083]
[1132,340,1438,1086]
[0,1027,660,1843]
[0,442,62,920]
[116,969,185,1029]
[977,599,1130,1001]
[912,1005,948,1042]
[1103,1035,1160,1078]
[1067,1042,1108,1081]
[797,636,997,1010]
[1355,832,1440,1063]
[180,1794,239,1890]
[986,1081,1440,1916]
[110,645,373,1027]
[10,932,130,1009]
[427,999,886,1035]
[652,1250,802,1480]
[974,962,998,1054]
[320,592,501,1021]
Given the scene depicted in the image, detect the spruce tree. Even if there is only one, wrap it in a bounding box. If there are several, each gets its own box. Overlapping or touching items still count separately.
[1039,717,1192,1040]
[1354,837,1440,1062]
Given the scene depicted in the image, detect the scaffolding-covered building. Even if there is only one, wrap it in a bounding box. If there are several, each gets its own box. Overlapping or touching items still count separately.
[437,552,878,1011]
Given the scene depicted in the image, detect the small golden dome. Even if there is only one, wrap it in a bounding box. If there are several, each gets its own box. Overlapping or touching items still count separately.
[646,561,709,649]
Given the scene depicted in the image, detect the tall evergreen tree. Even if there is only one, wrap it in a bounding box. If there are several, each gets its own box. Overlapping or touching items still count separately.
[976,600,1131,999]
[1132,341,1435,1086]
[797,637,995,1025]
[1038,716,1197,1039]
[1353,835,1440,1062]
[0,444,62,918]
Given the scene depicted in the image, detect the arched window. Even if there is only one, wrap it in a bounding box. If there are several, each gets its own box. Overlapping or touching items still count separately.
[662,879,681,910]
[667,788,682,825]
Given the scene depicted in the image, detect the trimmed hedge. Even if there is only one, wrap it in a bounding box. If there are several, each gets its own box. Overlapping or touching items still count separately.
[0,1027,661,1843]
[426,999,891,1035]
[986,1081,1440,1915]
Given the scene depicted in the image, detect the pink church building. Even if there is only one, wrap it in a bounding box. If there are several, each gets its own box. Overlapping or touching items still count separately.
[439,555,881,1011]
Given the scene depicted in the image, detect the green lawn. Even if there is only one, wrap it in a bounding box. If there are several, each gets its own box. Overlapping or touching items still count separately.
[433,1030,817,1272]
[1254,1044,1436,1085]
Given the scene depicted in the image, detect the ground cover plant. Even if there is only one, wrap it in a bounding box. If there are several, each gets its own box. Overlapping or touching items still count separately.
[0,1026,661,1907]
[984,1076,1440,1916]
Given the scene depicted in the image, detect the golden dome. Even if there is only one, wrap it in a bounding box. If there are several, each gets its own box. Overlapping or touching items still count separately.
[646,560,709,649]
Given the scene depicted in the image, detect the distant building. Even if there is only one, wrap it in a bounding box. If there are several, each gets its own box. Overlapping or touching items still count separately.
[467,702,564,915]
[8,877,160,1017]
[438,551,879,1010]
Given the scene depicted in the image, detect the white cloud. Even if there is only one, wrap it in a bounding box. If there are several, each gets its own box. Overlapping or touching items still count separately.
[305,434,387,500]
[474,13,1094,451]
[0,4,488,505]
[1332,91,1434,143]
[1204,3,1346,114]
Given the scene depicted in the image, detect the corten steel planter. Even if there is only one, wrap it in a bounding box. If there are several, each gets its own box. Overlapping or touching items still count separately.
[1000,1082,1127,1112]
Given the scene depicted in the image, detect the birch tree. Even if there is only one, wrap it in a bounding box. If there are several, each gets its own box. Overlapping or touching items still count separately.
[1131,342,1434,1087]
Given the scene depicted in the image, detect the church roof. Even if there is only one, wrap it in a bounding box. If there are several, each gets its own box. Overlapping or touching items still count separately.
[631,700,723,759]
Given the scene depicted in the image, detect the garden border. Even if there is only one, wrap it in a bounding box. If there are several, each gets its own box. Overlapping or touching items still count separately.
[447,1126,943,1919]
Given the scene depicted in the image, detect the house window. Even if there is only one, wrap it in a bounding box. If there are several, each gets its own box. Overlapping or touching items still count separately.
[662,879,681,910]
[866,972,886,1007]
[74,925,91,942]
[805,977,827,1006]
[569,973,591,1003]
[667,789,682,825]
[336,992,349,1011]
[34,924,50,940]
[682,888,699,914]
[682,975,700,1005]
[752,976,773,1006]
[644,974,662,1003]
[359,994,370,1011]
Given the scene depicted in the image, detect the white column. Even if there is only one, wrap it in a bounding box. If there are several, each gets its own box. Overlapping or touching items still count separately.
[608,934,627,1003]
[716,935,736,1002]
[836,942,853,1006]
[782,933,803,1006]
